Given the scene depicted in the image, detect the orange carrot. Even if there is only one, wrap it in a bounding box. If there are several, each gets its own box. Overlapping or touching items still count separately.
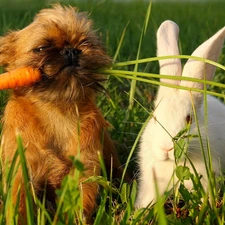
[0,67,41,90]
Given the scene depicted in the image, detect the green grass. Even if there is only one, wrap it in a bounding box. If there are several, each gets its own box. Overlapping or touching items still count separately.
[1,0,225,224]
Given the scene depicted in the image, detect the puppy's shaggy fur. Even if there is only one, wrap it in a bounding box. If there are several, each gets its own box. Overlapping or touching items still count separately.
[0,4,123,224]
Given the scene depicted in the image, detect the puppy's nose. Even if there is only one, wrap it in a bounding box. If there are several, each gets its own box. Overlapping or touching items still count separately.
[61,48,81,65]
[61,48,80,57]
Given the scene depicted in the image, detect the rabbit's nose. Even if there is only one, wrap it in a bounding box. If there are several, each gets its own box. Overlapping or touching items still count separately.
[166,147,174,152]
[162,147,174,152]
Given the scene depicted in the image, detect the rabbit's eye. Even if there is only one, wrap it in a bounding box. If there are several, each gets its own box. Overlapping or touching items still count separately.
[186,114,192,124]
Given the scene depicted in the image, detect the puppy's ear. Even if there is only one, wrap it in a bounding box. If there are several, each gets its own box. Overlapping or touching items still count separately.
[0,31,18,67]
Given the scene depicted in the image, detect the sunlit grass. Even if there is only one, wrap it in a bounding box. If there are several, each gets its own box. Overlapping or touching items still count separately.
[0,0,225,224]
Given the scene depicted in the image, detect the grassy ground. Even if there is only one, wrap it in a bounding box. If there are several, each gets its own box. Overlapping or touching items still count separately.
[0,0,225,224]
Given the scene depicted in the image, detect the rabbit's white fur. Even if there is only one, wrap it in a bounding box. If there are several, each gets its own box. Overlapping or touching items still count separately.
[135,20,225,208]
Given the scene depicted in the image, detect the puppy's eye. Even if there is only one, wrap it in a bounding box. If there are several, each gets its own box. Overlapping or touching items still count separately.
[186,114,192,124]
[33,46,50,53]
[79,39,89,46]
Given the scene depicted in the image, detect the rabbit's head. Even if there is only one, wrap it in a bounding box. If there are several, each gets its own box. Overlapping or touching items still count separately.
[142,20,225,161]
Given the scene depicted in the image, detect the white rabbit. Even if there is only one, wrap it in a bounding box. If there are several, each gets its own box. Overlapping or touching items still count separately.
[135,20,225,208]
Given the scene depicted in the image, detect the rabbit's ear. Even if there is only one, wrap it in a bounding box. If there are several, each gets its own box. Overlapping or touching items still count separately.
[157,20,182,85]
[181,26,225,91]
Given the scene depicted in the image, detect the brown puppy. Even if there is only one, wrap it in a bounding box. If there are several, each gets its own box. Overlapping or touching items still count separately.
[0,4,123,224]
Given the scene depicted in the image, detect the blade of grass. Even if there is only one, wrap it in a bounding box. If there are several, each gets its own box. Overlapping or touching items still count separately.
[113,55,225,71]
[52,180,69,225]
[202,69,221,223]
[1,150,20,225]
[105,22,130,89]
[104,68,225,88]
[119,106,152,191]
[93,152,108,225]
[113,21,129,63]
[104,70,225,99]
[153,169,168,225]
[128,0,152,110]
[222,192,225,224]
[35,188,53,225]
[125,180,137,224]
[16,134,35,225]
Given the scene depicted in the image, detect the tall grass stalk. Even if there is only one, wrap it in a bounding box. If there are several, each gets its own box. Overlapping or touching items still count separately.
[113,55,225,71]
[112,22,129,63]
[128,0,152,110]
[153,169,167,225]
[116,1,152,143]
[93,152,109,225]
[105,69,225,98]
[16,135,35,225]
